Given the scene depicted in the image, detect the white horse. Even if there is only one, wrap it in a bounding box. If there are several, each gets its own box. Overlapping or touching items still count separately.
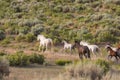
[62,40,72,53]
[37,35,53,52]
[80,41,100,55]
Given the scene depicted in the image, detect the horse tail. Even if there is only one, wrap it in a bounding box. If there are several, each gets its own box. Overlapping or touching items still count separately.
[86,46,90,59]
[96,47,102,56]
[49,39,54,50]
[87,48,91,58]
[96,47,99,53]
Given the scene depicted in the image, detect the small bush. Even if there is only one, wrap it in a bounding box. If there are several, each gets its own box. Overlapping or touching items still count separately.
[0,57,10,79]
[55,60,72,66]
[0,38,10,45]
[25,33,36,42]
[18,26,30,35]
[95,59,110,74]
[15,34,26,42]
[0,30,5,40]
[0,52,7,56]
[97,31,116,43]
[53,5,63,13]
[31,24,44,35]
[7,51,30,66]
[65,60,105,80]
[29,53,45,64]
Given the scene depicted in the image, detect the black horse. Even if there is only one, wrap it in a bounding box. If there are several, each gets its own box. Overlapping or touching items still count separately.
[72,41,91,60]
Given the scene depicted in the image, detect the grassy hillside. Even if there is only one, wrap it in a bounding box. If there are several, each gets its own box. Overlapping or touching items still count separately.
[0,0,120,44]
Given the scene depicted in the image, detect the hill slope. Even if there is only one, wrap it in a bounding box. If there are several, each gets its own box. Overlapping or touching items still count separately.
[0,0,120,44]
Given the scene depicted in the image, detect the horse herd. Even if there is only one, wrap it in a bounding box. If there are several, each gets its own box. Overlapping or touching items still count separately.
[37,34,120,61]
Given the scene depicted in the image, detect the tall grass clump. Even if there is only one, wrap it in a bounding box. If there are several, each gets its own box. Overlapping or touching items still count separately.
[63,59,110,80]
[0,30,5,40]
[7,51,45,66]
[25,33,36,42]
[29,53,45,64]
[95,59,110,74]
[0,57,10,79]
[53,59,110,80]
[55,59,72,66]
[7,51,30,66]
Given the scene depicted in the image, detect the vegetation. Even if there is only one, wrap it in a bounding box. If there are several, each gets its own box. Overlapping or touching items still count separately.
[0,0,120,79]
[7,51,45,66]
[55,59,72,66]
[7,51,30,66]
[95,59,110,74]
[29,53,45,64]
[0,57,10,79]
[0,0,120,44]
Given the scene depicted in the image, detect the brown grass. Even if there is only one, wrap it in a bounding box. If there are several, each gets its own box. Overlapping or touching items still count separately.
[7,65,64,80]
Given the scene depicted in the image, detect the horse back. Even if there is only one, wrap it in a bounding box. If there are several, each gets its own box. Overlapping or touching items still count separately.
[83,46,90,52]
[78,46,90,53]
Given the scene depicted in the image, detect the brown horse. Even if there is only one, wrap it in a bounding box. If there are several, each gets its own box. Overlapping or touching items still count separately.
[73,41,90,60]
[106,46,120,61]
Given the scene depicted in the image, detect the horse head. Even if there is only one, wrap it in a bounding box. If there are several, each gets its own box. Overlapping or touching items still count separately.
[105,45,113,52]
[37,35,46,41]
[72,40,80,48]
[62,40,67,44]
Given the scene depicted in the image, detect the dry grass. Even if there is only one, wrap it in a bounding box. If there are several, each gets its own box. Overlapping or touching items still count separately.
[7,65,64,80]
[0,57,10,79]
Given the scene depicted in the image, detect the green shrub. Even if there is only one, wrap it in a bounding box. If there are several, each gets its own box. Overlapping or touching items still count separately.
[0,52,7,56]
[96,59,110,74]
[25,33,36,42]
[18,19,40,27]
[31,24,44,35]
[0,57,10,79]
[55,60,72,66]
[18,26,30,35]
[53,5,63,13]
[63,6,70,13]
[65,60,104,80]
[29,53,45,64]
[15,34,26,42]
[0,30,5,40]
[0,38,10,45]
[7,51,30,66]
[97,31,116,43]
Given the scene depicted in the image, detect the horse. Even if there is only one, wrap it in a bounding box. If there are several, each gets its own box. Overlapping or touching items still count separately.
[73,41,90,60]
[105,45,120,61]
[105,45,117,52]
[80,41,100,56]
[62,40,73,53]
[37,35,53,52]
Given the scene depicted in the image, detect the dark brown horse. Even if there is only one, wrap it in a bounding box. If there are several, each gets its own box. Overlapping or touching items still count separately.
[73,41,90,60]
[106,46,120,61]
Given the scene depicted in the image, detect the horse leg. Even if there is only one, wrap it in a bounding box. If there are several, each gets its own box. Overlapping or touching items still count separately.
[115,55,119,61]
[79,53,83,60]
[84,53,87,59]
[87,52,91,59]
[38,44,42,51]
[70,49,72,54]
[45,43,48,51]
[108,55,112,60]
[93,50,97,57]
[41,45,44,52]
[97,48,102,56]
[70,48,72,54]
